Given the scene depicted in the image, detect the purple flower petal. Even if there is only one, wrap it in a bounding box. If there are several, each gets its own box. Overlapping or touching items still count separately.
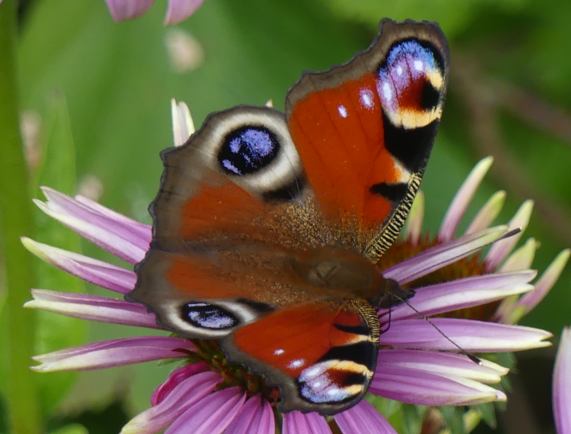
[22,237,135,293]
[439,157,493,242]
[383,226,511,284]
[165,0,204,24]
[465,190,506,235]
[371,366,506,406]
[385,271,535,321]
[25,289,159,329]
[152,363,209,405]
[36,187,149,263]
[226,395,275,434]
[486,200,533,270]
[377,349,508,384]
[166,387,246,434]
[553,327,571,434]
[405,190,424,245]
[105,0,155,21]
[32,336,194,372]
[282,411,332,434]
[335,400,396,434]
[171,99,195,147]
[121,369,221,434]
[382,318,551,352]
[75,193,150,241]
[514,249,570,319]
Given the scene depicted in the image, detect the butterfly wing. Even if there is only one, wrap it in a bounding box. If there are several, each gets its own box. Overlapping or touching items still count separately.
[221,300,379,414]
[287,19,448,260]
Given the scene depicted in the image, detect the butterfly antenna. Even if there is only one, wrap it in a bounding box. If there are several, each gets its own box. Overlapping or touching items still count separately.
[390,293,481,365]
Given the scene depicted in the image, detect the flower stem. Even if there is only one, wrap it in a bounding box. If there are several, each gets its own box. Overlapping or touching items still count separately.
[0,0,42,432]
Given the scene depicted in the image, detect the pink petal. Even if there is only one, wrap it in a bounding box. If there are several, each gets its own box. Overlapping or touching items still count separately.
[465,190,506,235]
[171,99,195,147]
[166,387,246,434]
[22,237,135,293]
[439,157,493,242]
[371,366,506,406]
[36,187,149,263]
[385,271,535,321]
[377,349,508,384]
[165,0,204,24]
[383,226,512,284]
[105,0,155,21]
[121,370,221,434]
[486,200,533,270]
[282,411,332,434]
[32,336,194,372]
[226,395,275,434]
[554,327,571,434]
[382,318,551,352]
[25,289,159,329]
[514,249,570,318]
[335,400,396,434]
[152,362,210,405]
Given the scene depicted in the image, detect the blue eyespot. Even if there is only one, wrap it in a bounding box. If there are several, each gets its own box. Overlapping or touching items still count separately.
[181,302,238,330]
[218,126,280,176]
[377,39,444,115]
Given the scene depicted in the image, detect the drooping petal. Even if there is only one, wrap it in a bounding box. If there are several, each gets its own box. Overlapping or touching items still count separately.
[509,249,570,323]
[404,190,424,245]
[439,157,493,242]
[382,318,551,352]
[335,400,397,434]
[465,190,506,235]
[166,387,246,434]
[370,366,506,406]
[25,289,159,329]
[75,193,150,241]
[385,271,535,321]
[282,411,332,434]
[383,226,511,284]
[486,200,533,270]
[105,0,155,21]
[22,238,135,293]
[225,395,276,434]
[121,370,221,434]
[554,327,571,434]
[32,336,194,372]
[171,99,195,147]
[165,0,204,24]
[499,238,538,272]
[377,349,508,384]
[35,187,149,263]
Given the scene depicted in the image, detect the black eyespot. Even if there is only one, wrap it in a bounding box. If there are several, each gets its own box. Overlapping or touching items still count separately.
[181,302,239,330]
[420,82,440,110]
[218,126,280,176]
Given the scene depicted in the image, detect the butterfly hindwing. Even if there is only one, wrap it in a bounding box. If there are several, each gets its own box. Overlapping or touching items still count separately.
[222,300,379,415]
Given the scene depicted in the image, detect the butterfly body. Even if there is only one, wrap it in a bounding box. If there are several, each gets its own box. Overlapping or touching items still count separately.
[130,19,449,415]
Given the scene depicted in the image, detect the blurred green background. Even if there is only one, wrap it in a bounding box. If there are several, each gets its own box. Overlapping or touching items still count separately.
[1,0,570,432]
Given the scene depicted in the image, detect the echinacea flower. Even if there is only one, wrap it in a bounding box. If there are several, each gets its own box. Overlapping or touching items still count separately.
[105,0,204,24]
[24,100,557,433]
[554,327,571,434]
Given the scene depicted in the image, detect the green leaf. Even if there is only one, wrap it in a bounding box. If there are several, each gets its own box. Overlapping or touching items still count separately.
[441,406,467,434]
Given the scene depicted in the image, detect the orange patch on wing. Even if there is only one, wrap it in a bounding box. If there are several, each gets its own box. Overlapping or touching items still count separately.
[179,182,266,238]
[233,304,368,377]
[288,73,401,228]
[166,255,242,299]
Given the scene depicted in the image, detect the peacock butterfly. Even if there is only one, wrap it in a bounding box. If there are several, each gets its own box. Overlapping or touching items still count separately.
[129,18,449,415]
